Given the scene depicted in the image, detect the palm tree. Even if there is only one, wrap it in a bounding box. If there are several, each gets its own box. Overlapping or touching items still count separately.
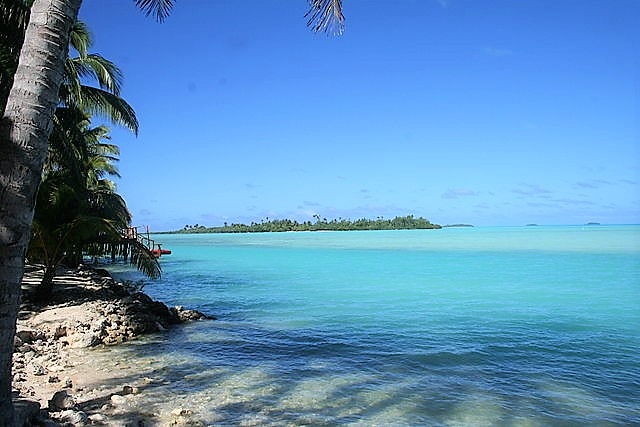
[28,165,161,302]
[0,2,82,422]
[16,17,152,299]
[0,0,344,422]
[30,108,160,300]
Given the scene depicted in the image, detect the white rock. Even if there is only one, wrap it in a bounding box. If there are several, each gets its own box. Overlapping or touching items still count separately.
[69,332,97,348]
[110,394,127,406]
[171,408,193,416]
[88,413,107,423]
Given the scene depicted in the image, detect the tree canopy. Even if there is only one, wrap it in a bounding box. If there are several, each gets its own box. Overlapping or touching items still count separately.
[177,215,441,234]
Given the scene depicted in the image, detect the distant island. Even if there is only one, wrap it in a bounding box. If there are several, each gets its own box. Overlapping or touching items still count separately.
[443,224,474,228]
[585,222,601,226]
[171,215,441,234]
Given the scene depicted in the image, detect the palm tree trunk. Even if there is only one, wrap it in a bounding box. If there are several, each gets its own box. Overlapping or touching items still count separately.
[35,265,57,302]
[0,0,82,422]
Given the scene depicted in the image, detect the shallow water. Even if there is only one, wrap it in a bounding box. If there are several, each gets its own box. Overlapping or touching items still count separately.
[108,225,640,425]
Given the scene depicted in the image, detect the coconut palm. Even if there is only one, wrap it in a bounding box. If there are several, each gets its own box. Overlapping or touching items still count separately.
[0,0,344,421]
[19,17,151,298]
[29,109,160,300]
[0,2,78,420]
[1,3,138,131]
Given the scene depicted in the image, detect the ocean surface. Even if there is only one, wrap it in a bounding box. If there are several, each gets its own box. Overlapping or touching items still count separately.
[107,225,640,426]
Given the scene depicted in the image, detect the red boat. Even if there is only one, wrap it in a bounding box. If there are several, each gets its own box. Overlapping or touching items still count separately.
[151,248,172,257]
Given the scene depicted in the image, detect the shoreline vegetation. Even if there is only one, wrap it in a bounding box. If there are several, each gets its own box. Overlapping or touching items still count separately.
[169,215,442,234]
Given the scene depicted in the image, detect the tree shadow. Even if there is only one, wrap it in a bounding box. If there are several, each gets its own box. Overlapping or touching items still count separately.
[57,320,639,426]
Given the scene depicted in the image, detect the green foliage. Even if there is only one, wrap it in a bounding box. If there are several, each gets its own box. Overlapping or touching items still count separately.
[61,23,138,134]
[176,215,441,234]
[16,17,159,297]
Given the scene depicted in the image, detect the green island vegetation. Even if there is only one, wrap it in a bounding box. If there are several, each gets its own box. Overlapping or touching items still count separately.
[174,215,441,234]
[443,224,474,228]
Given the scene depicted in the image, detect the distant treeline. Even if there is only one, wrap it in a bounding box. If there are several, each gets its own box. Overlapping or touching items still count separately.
[175,215,441,234]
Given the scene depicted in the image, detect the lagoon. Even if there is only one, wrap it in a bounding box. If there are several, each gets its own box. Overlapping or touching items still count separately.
[109,225,640,425]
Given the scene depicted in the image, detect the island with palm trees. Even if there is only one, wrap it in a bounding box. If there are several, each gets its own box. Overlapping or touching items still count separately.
[176,215,442,234]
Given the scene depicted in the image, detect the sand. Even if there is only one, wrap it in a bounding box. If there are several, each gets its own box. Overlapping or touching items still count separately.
[13,265,212,426]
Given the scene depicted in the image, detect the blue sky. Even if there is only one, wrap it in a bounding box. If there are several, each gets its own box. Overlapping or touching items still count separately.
[78,0,639,230]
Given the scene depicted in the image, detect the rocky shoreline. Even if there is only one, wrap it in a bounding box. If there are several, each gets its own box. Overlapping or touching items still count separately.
[13,265,214,426]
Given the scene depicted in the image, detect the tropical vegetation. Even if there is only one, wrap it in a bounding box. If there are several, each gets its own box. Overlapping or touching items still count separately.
[0,0,344,422]
[178,215,441,233]
[2,10,160,299]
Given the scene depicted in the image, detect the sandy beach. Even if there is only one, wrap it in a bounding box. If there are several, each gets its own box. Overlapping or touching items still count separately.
[13,265,213,426]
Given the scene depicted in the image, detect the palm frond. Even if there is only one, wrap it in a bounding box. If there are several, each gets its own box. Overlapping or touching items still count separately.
[94,141,120,156]
[96,178,117,192]
[305,0,345,35]
[69,20,92,57]
[48,107,89,174]
[59,216,121,244]
[82,124,112,146]
[62,57,83,104]
[134,0,174,23]
[87,190,131,226]
[128,239,162,279]
[70,53,123,96]
[87,157,121,180]
[68,85,139,134]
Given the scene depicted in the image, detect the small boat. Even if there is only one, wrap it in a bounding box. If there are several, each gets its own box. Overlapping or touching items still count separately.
[151,248,172,257]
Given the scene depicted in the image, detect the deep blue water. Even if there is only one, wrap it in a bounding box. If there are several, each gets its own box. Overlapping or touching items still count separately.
[110,226,640,425]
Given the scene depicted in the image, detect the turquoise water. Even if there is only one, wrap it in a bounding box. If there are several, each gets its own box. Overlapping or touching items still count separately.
[112,226,640,425]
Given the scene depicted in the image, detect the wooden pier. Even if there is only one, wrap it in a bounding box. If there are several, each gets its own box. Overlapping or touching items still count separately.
[121,226,171,259]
